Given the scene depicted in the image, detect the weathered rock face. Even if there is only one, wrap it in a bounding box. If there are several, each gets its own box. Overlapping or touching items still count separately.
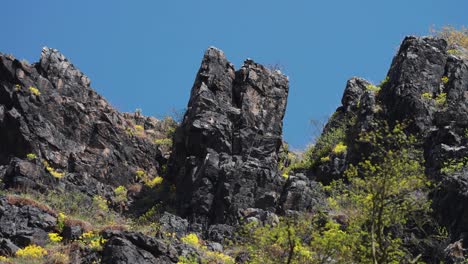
[168,47,295,225]
[0,48,172,201]
[378,37,449,134]
[313,36,468,260]
[0,196,57,250]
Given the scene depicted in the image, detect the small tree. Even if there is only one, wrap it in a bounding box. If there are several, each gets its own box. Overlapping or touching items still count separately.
[340,122,430,263]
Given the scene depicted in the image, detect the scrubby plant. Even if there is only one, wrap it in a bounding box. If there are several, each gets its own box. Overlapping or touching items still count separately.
[421,92,432,100]
[379,76,390,87]
[332,142,347,154]
[48,232,63,243]
[154,138,173,147]
[42,160,65,179]
[79,231,107,251]
[441,76,449,84]
[366,84,381,93]
[29,86,41,96]
[435,92,447,107]
[134,125,144,132]
[240,122,430,264]
[146,176,163,188]
[114,186,128,203]
[431,26,468,50]
[26,153,37,160]
[177,254,199,264]
[93,195,109,212]
[181,233,200,248]
[57,212,66,232]
[16,244,47,259]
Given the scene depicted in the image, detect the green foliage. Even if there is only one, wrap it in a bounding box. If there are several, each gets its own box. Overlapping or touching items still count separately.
[93,195,109,212]
[240,122,431,264]
[339,122,430,263]
[441,156,468,174]
[57,212,66,232]
[379,76,390,87]
[366,84,381,93]
[292,113,356,172]
[181,233,200,247]
[441,76,449,84]
[114,186,128,203]
[154,138,172,147]
[332,142,347,154]
[421,92,432,100]
[435,92,447,107]
[177,254,199,264]
[26,153,37,160]
[79,231,107,251]
[130,205,161,235]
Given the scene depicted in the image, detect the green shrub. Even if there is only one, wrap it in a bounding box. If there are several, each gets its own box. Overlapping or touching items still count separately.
[421,92,432,100]
[435,92,447,106]
[366,84,381,93]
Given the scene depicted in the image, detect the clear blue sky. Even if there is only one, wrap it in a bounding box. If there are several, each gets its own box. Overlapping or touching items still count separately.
[2,1,467,149]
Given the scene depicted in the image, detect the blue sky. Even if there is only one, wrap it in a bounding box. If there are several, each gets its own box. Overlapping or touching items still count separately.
[2,1,467,149]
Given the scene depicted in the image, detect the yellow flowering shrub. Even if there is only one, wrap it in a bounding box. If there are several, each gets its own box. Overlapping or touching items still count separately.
[114,186,128,203]
[42,160,65,178]
[26,153,37,160]
[435,92,447,106]
[92,195,109,212]
[16,244,47,259]
[57,212,66,232]
[48,232,63,243]
[29,86,41,96]
[204,251,235,264]
[421,92,432,100]
[332,142,347,154]
[181,233,200,247]
[146,176,163,188]
[441,76,449,84]
[154,138,172,147]
[134,125,144,132]
[79,231,107,251]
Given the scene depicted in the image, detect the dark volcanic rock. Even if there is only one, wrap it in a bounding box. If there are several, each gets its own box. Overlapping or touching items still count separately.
[380,36,448,133]
[169,47,302,225]
[0,195,57,249]
[101,230,193,264]
[0,47,171,202]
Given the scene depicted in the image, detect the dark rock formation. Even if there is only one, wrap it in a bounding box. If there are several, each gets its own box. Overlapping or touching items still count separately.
[0,47,172,202]
[101,231,183,264]
[169,47,315,225]
[310,36,468,261]
[0,195,57,250]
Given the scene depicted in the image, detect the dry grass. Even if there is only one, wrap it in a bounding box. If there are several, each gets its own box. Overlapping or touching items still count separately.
[431,26,468,57]
[98,224,129,232]
[64,218,92,232]
[6,195,57,216]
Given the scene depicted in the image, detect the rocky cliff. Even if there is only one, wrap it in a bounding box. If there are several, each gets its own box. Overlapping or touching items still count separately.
[0,34,467,263]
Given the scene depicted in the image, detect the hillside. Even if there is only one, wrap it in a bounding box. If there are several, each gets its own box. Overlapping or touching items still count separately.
[0,30,467,263]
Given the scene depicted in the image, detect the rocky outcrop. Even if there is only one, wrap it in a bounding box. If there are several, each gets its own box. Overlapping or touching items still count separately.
[311,36,468,261]
[168,47,319,225]
[0,48,174,202]
[0,195,57,253]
